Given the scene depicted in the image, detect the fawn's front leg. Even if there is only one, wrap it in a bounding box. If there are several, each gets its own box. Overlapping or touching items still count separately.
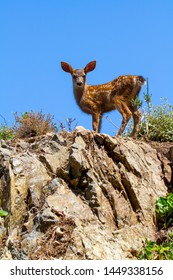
[92,112,103,133]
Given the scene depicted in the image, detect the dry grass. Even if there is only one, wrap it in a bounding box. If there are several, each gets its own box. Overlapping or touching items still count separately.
[14,111,57,138]
[30,212,76,260]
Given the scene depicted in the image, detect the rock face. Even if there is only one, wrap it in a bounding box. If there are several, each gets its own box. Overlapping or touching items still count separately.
[0,127,172,259]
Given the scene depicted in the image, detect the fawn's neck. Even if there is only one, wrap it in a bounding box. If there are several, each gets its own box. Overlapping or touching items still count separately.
[73,83,87,105]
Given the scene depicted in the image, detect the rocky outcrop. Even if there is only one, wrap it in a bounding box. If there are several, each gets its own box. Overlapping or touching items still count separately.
[0,127,172,259]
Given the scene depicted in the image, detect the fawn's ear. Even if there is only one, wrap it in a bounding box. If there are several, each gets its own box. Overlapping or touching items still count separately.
[61,62,73,74]
[84,61,96,74]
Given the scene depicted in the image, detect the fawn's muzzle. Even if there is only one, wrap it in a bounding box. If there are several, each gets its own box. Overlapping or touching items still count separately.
[76,82,82,86]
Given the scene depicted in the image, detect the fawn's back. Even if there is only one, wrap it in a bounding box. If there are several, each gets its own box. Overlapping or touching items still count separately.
[80,75,145,114]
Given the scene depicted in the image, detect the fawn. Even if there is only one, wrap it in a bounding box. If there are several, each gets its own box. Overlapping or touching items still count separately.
[61,60,146,137]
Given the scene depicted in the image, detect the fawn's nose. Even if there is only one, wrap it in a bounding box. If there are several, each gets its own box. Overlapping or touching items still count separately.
[76,82,82,86]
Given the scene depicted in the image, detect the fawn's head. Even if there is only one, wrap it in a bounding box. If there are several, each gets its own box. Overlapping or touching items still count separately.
[61,61,96,89]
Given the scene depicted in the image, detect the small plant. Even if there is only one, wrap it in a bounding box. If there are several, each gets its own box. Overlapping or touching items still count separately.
[138,194,173,260]
[138,233,173,260]
[156,193,173,229]
[0,114,15,140]
[131,96,143,109]
[0,209,8,217]
[0,125,15,140]
[58,117,78,132]
[14,111,58,138]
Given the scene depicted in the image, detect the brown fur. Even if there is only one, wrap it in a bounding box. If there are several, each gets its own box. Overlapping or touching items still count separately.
[61,60,146,137]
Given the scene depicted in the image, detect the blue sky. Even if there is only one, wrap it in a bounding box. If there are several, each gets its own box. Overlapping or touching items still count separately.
[1,0,173,135]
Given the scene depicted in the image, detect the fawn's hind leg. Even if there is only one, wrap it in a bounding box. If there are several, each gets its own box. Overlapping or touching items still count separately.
[131,109,141,138]
[116,103,132,136]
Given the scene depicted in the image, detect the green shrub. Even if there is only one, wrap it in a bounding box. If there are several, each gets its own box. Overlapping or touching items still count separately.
[125,96,173,142]
[156,193,173,229]
[139,98,173,142]
[124,78,173,142]
[138,233,173,260]
[138,194,173,260]
[0,125,15,140]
